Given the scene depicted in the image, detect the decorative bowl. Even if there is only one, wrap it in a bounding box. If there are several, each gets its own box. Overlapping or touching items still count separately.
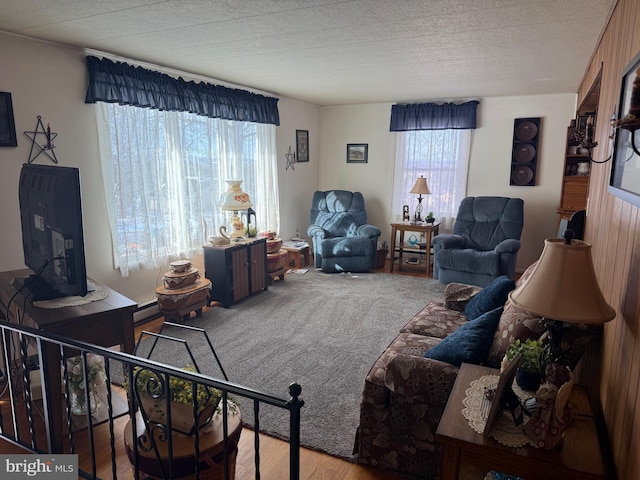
[266,250,287,272]
[266,238,282,254]
[170,259,192,273]
[163,268,200,290]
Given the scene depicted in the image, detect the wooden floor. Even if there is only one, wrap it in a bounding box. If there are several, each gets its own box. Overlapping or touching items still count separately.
[0,259,413,479]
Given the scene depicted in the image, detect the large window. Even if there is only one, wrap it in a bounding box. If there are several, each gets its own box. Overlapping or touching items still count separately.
[391,129,471,230]
[95,102,279,277]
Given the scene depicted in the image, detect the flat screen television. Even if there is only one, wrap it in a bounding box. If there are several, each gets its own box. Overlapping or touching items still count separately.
[17,163,88,300]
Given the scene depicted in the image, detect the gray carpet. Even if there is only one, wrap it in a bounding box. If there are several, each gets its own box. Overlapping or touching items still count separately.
[136,269,446,460]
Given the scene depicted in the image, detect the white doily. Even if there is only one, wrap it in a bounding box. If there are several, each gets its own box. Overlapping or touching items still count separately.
[32,281,108,309]
[462,374,533,448]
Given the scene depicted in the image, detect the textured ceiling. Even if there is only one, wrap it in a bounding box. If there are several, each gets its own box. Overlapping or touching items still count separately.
[0,0,615,106]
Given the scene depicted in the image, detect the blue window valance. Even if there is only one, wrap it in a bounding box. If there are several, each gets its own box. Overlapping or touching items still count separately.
[84,56,280,125]
[389,100,479,131]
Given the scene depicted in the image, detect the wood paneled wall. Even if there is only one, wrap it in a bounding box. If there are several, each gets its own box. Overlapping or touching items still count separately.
[577,1,640,478]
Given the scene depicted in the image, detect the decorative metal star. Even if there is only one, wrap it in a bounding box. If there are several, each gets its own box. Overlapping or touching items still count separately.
[285,145,296,170]
[23,115,58,164]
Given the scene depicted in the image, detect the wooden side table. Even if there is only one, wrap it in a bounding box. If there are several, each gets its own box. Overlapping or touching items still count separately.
[436,363,608,480]
[281,243,311,269]
[0,269,136,453]
[389,222,440,276]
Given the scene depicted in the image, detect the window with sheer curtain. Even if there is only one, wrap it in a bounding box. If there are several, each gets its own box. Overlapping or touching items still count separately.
[391,129,471,230]
[389,101,478,231]
[85,56,280,277]
[94,103,279,277]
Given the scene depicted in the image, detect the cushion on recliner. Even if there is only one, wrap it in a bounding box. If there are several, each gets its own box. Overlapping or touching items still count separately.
[436,249,502,276]
[423,306,503,366]
[464,275,515,320]
[321,235,372,258]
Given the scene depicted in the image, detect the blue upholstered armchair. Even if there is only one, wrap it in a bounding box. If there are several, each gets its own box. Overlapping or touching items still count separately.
[307,190,381,273]
[433,196,524,286]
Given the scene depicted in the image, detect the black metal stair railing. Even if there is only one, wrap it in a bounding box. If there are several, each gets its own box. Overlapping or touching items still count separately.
[0,319,303,480]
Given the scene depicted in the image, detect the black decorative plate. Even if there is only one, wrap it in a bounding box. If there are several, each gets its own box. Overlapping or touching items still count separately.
[514,143,536,163]
[511,166,534,185]
[515,121,538,141]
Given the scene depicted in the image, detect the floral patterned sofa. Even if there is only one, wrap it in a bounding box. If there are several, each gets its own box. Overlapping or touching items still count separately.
[354,263,600,479]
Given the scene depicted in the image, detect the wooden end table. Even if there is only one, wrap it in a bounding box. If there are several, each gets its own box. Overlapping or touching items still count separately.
[0,269,136,453]
[436,363,608,480]
[389,222,439,276]
[281,243,311,269]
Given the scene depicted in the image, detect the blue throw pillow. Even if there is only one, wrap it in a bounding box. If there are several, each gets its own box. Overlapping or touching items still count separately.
[423,306,504,366]
[464,275,515,320]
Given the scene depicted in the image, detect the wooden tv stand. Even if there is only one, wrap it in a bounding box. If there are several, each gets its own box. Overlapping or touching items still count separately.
[0,269,137,453]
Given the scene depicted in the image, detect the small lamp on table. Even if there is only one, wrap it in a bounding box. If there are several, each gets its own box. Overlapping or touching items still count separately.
[409,175,431,223]
[219,180,253,241]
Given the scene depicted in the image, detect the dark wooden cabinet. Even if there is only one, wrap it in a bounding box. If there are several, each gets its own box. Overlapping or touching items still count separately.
[203,238,267,308]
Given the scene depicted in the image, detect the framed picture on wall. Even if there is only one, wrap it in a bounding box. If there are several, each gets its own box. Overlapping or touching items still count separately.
[0,92,17,147]
[296,130,309,162]
[346,143,368,163]
[609,49,640,208]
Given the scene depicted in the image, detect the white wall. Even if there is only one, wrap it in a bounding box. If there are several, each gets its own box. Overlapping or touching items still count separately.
[319,94,577,270]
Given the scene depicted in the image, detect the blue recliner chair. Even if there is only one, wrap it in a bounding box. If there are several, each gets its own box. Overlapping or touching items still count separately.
[307,190,381,273]
[433,196,524,286]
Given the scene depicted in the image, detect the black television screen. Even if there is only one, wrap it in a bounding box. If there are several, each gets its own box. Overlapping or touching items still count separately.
[18,163,88,300]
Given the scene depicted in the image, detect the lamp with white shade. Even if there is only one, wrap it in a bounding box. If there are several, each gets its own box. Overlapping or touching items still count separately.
[409,175,431,223]
[219,180,253,240]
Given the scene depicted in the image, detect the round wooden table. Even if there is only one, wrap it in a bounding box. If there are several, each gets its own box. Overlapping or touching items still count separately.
[124,403,242,480]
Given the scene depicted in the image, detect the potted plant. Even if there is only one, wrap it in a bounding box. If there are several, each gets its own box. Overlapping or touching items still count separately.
[505,339,544,391]
[125,366,223,435]
[567,126,584,154]
[425,211,435,224]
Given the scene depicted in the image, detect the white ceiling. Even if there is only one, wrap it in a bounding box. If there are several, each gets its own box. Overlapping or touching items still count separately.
[0,0,615,106]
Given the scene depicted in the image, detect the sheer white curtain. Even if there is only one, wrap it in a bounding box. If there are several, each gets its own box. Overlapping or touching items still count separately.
[391,129,471,231]
[95,102,279,277]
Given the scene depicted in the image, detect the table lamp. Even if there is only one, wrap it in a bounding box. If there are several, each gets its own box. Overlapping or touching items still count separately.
[409,175,431,222]
[219,180,253,240]
[508,231,616,367]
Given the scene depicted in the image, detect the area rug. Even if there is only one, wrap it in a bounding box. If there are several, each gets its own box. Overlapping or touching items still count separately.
[135,269,446,460]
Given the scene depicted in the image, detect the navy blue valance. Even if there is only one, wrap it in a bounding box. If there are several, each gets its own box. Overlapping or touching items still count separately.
[390,100,479,131]
[84,56,280,126]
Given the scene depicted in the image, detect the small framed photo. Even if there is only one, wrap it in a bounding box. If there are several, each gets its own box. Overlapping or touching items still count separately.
[296,129,309,162]
[346,143,368,163]
[576,115,589,132]
[0,92,17,147]
[483,354,521,437]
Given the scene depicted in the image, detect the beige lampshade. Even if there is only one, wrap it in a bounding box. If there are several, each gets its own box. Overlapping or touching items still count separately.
[219,180,253,211]
[409,175,431,195]
[508,238,615,324]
